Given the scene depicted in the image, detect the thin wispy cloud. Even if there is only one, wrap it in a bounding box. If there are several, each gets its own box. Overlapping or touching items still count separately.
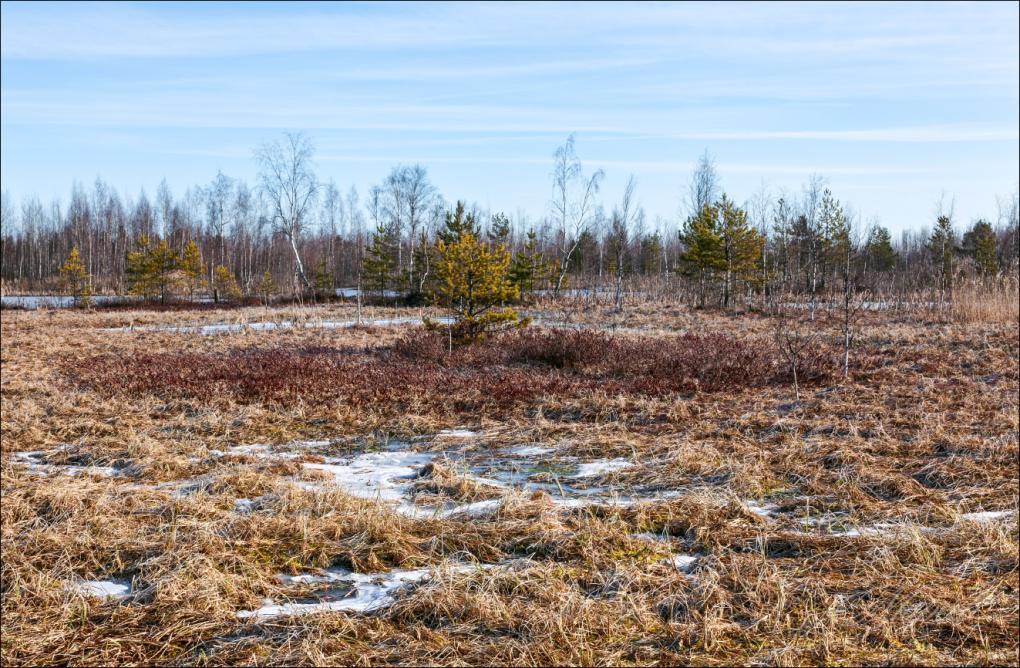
[1,1,1017,231]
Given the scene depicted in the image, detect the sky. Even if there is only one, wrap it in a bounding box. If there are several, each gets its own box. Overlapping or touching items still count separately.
[2,1,1018,235]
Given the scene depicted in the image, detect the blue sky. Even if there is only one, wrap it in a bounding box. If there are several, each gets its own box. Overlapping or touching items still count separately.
[2,1,1018,234]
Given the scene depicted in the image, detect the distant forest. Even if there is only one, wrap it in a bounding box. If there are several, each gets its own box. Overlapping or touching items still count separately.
[2,133,1017,307]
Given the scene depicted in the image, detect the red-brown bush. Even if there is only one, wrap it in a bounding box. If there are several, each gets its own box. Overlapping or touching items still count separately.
[65,328,835,411]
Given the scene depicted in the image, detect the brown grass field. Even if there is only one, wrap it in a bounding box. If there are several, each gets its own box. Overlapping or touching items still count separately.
[2,297,1018,666]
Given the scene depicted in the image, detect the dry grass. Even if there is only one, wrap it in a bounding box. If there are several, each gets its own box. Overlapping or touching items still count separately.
[2,299,1018,666]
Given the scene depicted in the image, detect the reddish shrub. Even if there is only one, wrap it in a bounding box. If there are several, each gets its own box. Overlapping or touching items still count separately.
[64,328,835,411]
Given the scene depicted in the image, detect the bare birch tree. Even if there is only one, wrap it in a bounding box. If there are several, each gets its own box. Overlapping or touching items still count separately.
[256,132,318,292]
[550,134,604,294]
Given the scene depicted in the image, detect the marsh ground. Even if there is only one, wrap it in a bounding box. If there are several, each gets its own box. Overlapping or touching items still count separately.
[1,300,1017,665]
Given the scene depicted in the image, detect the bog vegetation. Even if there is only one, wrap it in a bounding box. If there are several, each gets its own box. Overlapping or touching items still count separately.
[1,132,1018,667]
[2,135,1017,319]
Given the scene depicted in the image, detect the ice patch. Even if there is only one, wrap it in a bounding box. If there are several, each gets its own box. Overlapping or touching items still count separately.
[234,495,273,513]
[573,458,632,478]
[664,554,699,572]
[226,444,301,460]
[435,429,478,440]
[239,563,486,620]
[292,440,332,449]
[105,316,453,336]
[70,579,131,600]
[437,498,501,518]
[303,450,435,505]
[12,451,121,478]
[743,501,778,518]
[508,445,555,457]
[959,510,1013,523]
[2,294,134,309]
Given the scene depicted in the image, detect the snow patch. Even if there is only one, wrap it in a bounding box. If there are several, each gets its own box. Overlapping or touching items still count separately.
[303,450,435,505]
[70,579,131,600]
[106,316,453,335]
[239,563,486,620]
[435,429,478,440]
[959,510,1013,523]
[508,445,555,457]
[573,458,632,478]
[664,554,699,573]
[12,451,121,478]
[226,444,300,460]
[743,501,778,518]
[437,498,501,518]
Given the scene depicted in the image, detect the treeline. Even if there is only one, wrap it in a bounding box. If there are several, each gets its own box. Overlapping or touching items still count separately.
[1,133,1017,308]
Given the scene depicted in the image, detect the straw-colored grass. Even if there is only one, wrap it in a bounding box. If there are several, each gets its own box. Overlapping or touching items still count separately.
[2,300,1017,666]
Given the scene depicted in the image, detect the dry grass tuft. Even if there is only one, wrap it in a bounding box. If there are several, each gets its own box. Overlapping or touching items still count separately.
[2,301,1017,665]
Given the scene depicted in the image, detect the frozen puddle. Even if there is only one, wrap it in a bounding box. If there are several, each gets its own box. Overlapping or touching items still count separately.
[434,428,479,440]
[573,458,633,478]
[663,554,699,573]
[303,450,435,506]
[106,316,453,335]
[508,445,555,457]
[13,451,122,478]
[959,510,1014,523]
[226,444,302,460]
[67,579,131,600]
[239,563,487,620]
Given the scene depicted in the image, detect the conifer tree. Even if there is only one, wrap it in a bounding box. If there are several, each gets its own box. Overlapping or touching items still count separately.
[865,226,898,272]
[929,215,956,303]
[126,234,155,299]
[362,223,398,297]
[718,194,762,307]
[640,232,663,275]
[428,230,526,342]
[818,189,850,290]
[438,201,481,244]
[679,203,724,307]
[149,239,181,304]
[59,246,91,307]
[961,220,997,276]
[179,239,206,301]
[312,259,332,298]
[126,235,180,303]
[488,212,511,246]
[212,265,242,301]
[257,270,275,306]
[509,229,544,297]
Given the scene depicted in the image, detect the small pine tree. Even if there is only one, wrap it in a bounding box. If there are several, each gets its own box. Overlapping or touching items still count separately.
[865,226,898,272]
[212,265,242,301]
[640,232,663,275]
[312,260,333,299]
[179,239,206,301]
[718,194,762,308]
[509,229,543,298]
[257,270,275,306]
[428,231,527,342]
[488,212,511,246]
[929,215,956,302]
[59,246,91,308]
[126,234,155,299]
[818,189,850,284]
[679,203,724,307]
[438,201,481,244]
[362,224,398,297]
[150,240,181,304]
[961,220,997,277]
[126,235,180,303]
